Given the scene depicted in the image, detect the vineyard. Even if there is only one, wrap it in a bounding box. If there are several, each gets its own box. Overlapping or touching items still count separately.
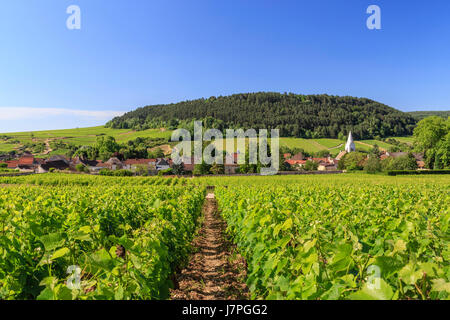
[0,173,449,300]
[214,175,450,300]
[0,175,204,299]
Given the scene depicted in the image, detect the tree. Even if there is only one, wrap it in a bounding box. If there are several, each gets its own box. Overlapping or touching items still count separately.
[96,136,119,161]
[370,144,381,157]
[148,147,164,159]
[364,156,381,173]
[413,116,450,169]
[382,154,418,170]
[340,152,366,171]
[171,163,185,175]
[303,160,318,171]
[105,92,417,139]
[433,131,450,169]
[414,116,447,151]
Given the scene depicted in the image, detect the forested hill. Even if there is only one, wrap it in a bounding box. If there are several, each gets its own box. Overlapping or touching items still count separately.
[106,92,417,139]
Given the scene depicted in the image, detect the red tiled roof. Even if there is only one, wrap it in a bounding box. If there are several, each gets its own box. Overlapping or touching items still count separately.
[283,153,292,159]
[286,160,307,165]
[291,153,304,160]
[18,156,34,165]
[123,159,156,165]
[96,161,109,168]
[310,158,329,163]
[3,160,19,169]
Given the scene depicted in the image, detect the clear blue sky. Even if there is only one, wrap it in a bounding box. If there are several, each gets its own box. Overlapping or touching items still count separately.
[1,0,449,132]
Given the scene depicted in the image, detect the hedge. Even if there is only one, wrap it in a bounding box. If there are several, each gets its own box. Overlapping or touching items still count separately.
[387,170,450,176]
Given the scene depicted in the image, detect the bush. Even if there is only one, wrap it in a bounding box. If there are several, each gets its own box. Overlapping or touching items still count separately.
[99,168,113,176]
[210,163,224,175]
[99,168,133,176]
[303,160,318,171]
[134,164,149,176]
[157,168,173,176]
[48,168,55,173]
[193,161,211,176]
[114,169,133,177]
[0,163,7,168]
[75,164,88,172]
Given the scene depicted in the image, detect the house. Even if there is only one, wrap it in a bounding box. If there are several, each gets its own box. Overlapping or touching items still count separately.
[310,157,330,164]
[105,157,124,170]
[156,158,170,171]
[285,159,307,170]
[94,161,110,171]
[385,152,408,158]
[380,153,389,161]
[318,163,338,171]
[417,161,426,169]
[180,156,195,173]
[290,153,304,161]
[222,152,241,174]
[18,155,38,172]
[38,155,70,172]
[2,159,19,169]
[123,159,157,171]
[224,163,239,174]
[283,153,292,160]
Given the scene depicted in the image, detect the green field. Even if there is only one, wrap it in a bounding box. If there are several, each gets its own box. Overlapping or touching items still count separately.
[0,125,414,157]
[1,126,172,146]
[392,136,415,145]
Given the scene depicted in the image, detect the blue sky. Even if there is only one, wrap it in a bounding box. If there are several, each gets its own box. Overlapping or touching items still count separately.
[0,0,449,132]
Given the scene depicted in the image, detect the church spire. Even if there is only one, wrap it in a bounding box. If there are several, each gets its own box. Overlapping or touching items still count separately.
[345,131,355,153]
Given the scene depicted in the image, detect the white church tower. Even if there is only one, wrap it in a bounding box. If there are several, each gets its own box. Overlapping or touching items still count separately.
[345,131,356,153]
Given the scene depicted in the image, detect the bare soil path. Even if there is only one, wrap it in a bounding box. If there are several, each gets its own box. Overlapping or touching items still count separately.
[355,140,387,151]
[43,139,53,155]
[170,193,249,300]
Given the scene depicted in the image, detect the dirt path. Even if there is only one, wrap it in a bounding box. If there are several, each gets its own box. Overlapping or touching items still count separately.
[355,141,387,151]
[328,143,343,150]
[170,193,249,300]
[43,139,53,155]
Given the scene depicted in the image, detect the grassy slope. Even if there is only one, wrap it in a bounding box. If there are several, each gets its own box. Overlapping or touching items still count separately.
[0,126,411,157]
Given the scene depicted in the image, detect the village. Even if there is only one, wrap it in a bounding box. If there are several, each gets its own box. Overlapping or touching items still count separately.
[0,133,426,175]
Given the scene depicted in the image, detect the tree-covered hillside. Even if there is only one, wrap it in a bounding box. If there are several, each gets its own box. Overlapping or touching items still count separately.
[106,92,416,139]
